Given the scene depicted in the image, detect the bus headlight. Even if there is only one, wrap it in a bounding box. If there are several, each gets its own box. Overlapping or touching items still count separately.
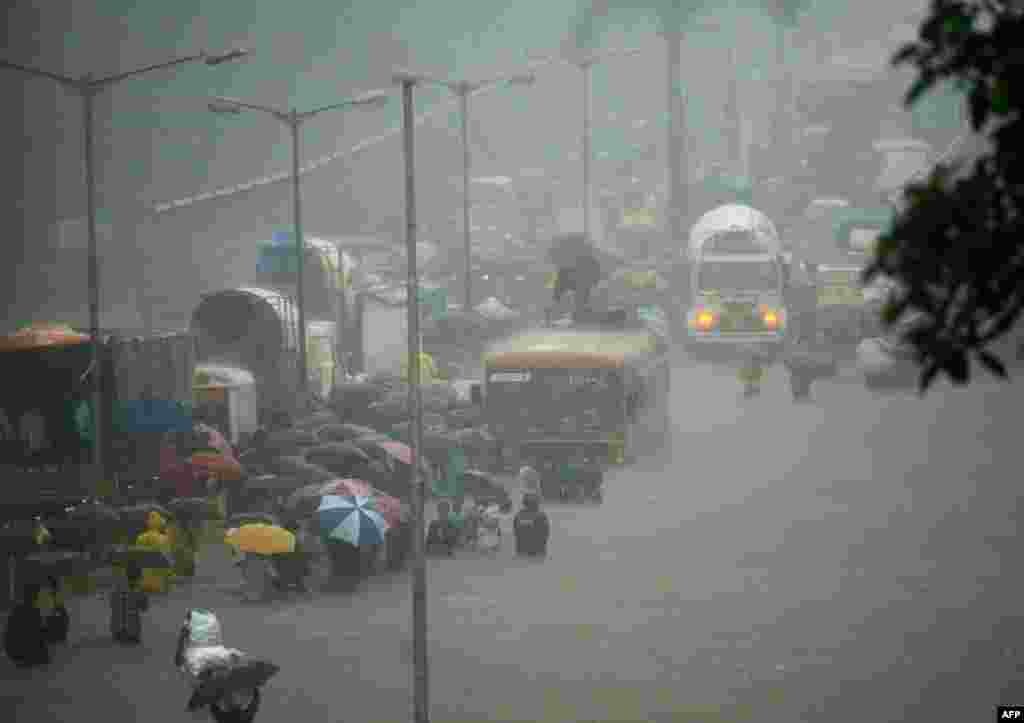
[690,308,717,331]
[762,309,780,329]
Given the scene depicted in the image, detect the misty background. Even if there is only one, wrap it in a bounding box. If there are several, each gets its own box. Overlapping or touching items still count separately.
[3,0,940,333]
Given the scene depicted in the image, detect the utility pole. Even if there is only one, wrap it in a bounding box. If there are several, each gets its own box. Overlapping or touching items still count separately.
[393,71,430,723]
[1,48,248,484]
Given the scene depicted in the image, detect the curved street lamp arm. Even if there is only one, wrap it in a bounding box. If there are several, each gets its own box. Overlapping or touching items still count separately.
[0,58,75,86]
[210,95,288,118]
[300,92,389,120]
[94,53,207,86]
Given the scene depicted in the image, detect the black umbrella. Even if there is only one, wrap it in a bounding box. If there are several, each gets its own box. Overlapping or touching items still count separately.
[20,551,88,580]
[283,483,331,517]
[305,442,371,465]
[243,475,306,493]
[340,423,381,439]
[226,511,281,528]
[68,501,121,523]
[167,497,213,524]
[268,456,336,484]
[189,657,281,710]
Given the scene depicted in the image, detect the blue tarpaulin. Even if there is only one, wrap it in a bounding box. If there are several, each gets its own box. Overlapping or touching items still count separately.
[114,399,192,434]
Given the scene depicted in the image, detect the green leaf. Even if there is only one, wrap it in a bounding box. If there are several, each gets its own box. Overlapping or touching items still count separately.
[905,74,936,107]
[991,79,1010,115]
[976,349,1008,378]
[918,361,940,394]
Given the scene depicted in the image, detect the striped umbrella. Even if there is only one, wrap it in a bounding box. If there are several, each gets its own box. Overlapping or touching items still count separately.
[317,495,388,548]
[319,479,404,528]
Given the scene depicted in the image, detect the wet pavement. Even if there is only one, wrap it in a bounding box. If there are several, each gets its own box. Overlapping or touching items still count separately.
[4,355,1024,722]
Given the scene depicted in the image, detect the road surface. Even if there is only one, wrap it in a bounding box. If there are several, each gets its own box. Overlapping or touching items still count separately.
[4,355,1024,722]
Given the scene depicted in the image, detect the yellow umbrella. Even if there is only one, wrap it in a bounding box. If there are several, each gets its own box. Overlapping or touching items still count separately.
[224,523,295,555]
[0,323,91,352]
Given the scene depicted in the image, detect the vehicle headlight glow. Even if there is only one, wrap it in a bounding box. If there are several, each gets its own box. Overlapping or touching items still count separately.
[762,309,780,328]
[693,309,717,331]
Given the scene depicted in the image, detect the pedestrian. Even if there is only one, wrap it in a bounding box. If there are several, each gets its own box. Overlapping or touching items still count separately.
[324,539,362,589]
[739,349,766,398]
[110,561,149,645]
[786,355,814,401]
[3,582,51,667]
[476,502,502,554]
[425,500,458,556]
[513,493,550,558]
[42,576,70,645]
[517,464,541,497]
[448,496,468,547]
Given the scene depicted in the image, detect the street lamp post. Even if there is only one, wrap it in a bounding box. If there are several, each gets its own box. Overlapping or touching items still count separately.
[546,49,642,241]
[209,90,388,401]
[392,69,429,723]
[393,69,535,311]
[1,48,248,483]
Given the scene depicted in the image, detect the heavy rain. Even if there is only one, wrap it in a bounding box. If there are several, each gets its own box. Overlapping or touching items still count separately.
[2,1,1022,721]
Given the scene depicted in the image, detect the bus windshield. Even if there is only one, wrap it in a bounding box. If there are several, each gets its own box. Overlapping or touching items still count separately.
[698,261,779,292]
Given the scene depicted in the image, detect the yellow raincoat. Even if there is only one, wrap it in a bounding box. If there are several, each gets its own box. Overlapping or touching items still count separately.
[135,512,172,593]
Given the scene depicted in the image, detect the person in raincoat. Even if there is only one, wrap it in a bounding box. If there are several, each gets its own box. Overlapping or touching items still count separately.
[136,511,172,594]
[739,349,767,398]
[513,493,550,558]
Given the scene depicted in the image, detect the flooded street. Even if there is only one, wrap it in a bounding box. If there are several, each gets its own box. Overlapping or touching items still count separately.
[6,356,1023,722]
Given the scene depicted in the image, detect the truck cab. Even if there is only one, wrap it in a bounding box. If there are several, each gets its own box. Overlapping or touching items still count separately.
[683,205,789,350]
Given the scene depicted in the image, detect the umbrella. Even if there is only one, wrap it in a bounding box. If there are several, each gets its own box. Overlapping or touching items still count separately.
[268,456,335,483]
[547,232,595,267]
[305,442,371,464]
[68,501,121,523]
[224,524,295,555]
[319,479,404,528]
[243,475,305,493]
[340,423,381,439]
[0,323,90,353]
[355,437,413,466]
[226,512,280,528]
[284,484,330,516]
[189,656,281,709]
[167,497,212,523]
[317,495,388,547]
[293,410,338,430]
[189,452,243,482]
[20,551,88,580]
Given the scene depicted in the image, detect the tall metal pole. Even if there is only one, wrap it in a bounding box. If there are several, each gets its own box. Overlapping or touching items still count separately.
[665,29,686,242]
[290,113,309,401]
[459,89,472,311]
[82,80,106,482]
[400,78,429,723]
[581,62,592,241]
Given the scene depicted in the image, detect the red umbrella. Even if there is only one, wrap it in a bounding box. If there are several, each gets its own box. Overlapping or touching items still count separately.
[358,438,413,466]
[319,478,404,527]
